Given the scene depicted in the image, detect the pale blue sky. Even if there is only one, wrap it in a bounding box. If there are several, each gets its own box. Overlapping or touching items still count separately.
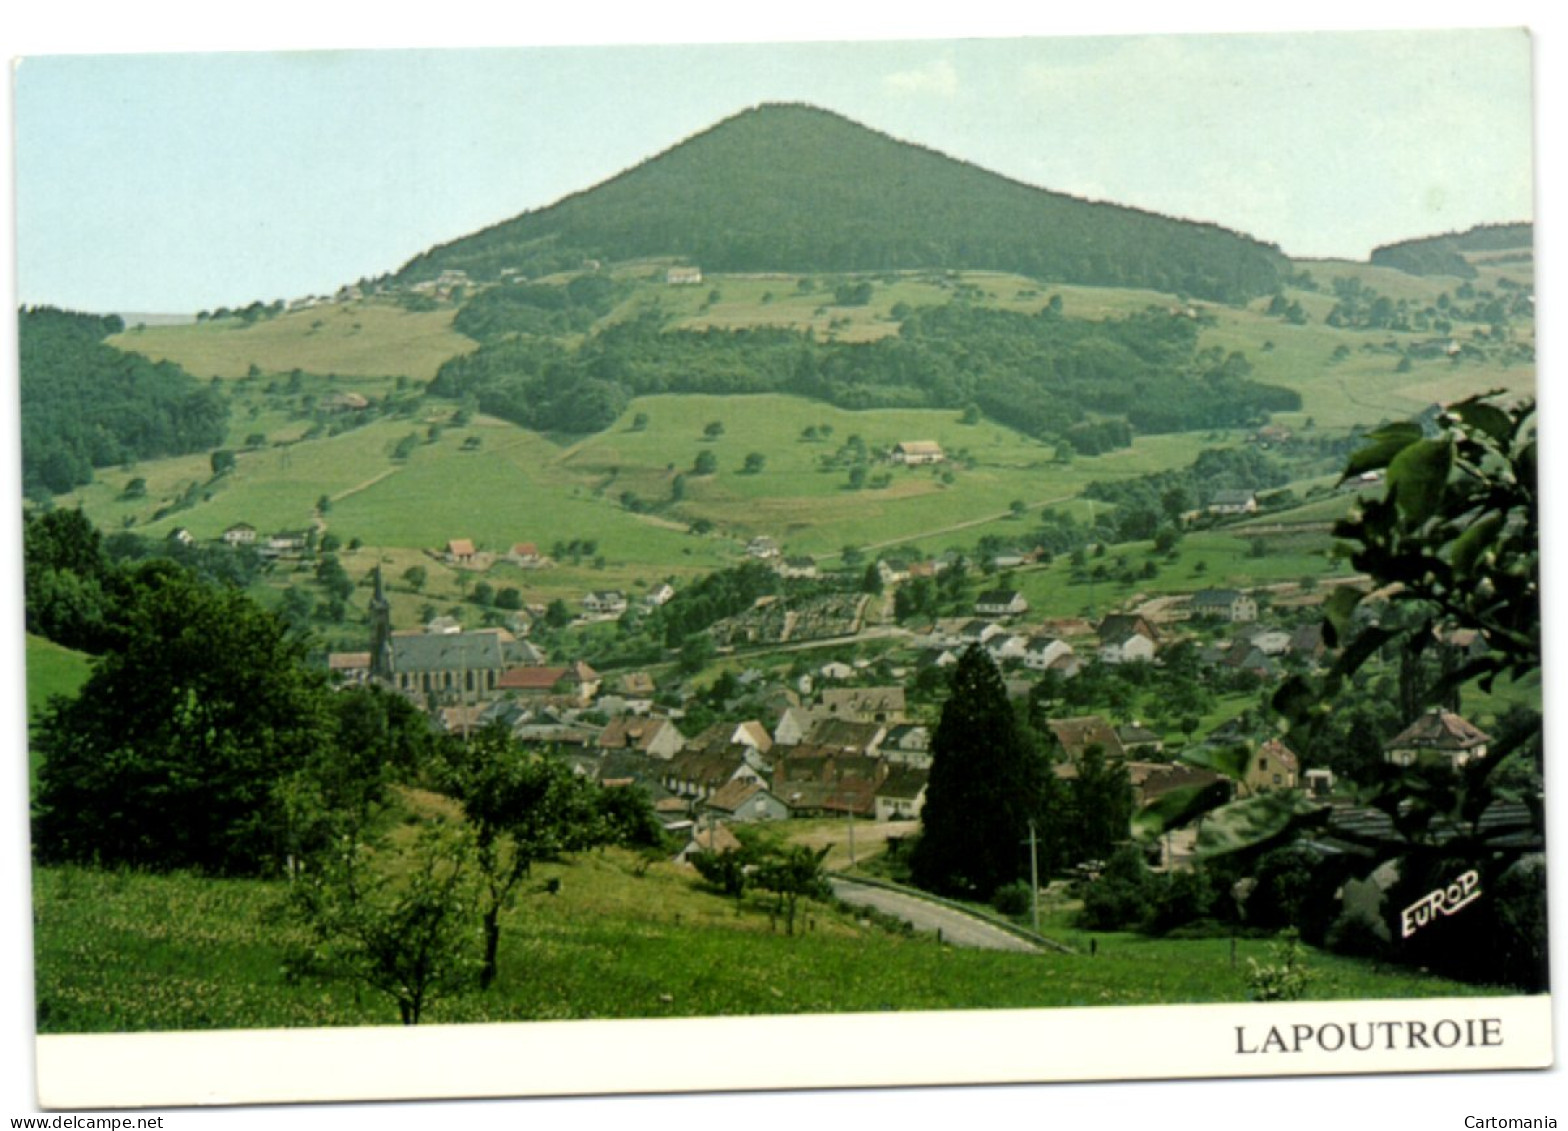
[12,29,1535,313]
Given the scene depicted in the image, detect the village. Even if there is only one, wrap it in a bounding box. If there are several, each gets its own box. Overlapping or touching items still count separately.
[260,509,1514,874]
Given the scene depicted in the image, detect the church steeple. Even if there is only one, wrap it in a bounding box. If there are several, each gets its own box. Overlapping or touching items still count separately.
[369,563,393,681]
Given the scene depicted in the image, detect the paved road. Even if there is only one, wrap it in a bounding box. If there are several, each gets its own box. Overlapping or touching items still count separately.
[829,878,1042,953]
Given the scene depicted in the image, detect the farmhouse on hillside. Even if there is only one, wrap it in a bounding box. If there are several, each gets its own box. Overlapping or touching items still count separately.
[975,589,1029,618]
[1207,489,1259,516]
[1190,588,1259,623]
[582,590,629,617]
[506,542,545,567]
[891,441,945,465]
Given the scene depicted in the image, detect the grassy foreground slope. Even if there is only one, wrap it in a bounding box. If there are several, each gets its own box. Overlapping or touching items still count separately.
[33,850,1489,1034]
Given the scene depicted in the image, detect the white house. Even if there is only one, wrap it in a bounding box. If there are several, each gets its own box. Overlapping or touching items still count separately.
[975,590,1029,618]
[958,619,1007,648]
[1243,627,1293,656]
[890,441,945,466]
[1191,589,1259,623]
[1100,631,1157,665]
[222,522,257,546]
[874,768,929,821]
[1208,490,1259,516]
[1383,708,1492,770]
[986,633,1031,662]
[1023,636,1074,671]
[582,590,629,617]
[777,556,819,580]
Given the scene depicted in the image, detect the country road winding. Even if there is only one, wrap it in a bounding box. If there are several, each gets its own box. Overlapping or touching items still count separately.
[829,878,1043,953]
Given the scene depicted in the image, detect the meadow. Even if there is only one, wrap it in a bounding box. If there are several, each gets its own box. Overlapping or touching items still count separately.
[77,253,1531,608]
[32,850,1493,1034]
[109,300,476,383]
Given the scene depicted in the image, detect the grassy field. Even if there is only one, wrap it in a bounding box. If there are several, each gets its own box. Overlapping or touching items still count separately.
[109,299,476,383]
[22,635,93,789]
[84,259,1532,579]
[23,634,92,720]
[32,849,1494,1034]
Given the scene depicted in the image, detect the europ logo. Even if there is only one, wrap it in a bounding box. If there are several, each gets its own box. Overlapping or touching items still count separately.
[1401,869,1481,938]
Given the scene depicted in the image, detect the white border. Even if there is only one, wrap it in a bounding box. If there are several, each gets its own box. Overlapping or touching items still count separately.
[35,997,1554,1109]
[5,3,1564,1127]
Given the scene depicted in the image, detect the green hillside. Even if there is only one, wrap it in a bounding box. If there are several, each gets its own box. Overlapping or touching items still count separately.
[1370,222,1533,278]
[23,634,92,788]
[20,307,229,497]
[109,300,476,383]
[396,103,1289,303]
[33,849,1487,1033]
[68,236,1534,618]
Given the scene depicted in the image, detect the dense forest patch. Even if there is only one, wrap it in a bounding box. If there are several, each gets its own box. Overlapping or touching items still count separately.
[20,307,228,496]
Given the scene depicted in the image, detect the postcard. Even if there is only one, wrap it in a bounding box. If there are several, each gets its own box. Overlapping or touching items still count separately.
[4,14,1558,1124]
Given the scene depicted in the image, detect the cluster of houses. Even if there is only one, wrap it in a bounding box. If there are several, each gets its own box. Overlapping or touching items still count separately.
[321,568,937,846]
[318,555,1503,868]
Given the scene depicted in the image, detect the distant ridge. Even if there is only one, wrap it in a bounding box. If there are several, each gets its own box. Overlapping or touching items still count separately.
[396,103,1288,303]
[1370,222,1533,278]
[114,312,199,328]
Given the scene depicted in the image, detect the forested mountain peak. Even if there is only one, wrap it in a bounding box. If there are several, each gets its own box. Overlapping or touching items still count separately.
[395,102,1288,302]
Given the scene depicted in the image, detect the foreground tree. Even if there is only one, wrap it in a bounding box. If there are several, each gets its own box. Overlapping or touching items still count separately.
[32,562,332,874]
[1140,395,1544,988]
[911,646,1057,898]
[753,844,832,935]
[1067,744,1135,864]
[433,726,619,989]
[289,822,481,1025]
[23,506,123,653]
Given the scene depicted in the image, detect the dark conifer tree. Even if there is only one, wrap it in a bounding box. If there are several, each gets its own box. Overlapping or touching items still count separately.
[911,645,1057,898]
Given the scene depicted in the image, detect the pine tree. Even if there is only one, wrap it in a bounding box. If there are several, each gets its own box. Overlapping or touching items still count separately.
[911,645,1057,898]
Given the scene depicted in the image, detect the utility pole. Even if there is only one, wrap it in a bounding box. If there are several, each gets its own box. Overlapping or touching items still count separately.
[1028,819,1040,934]
[847,792,857,869]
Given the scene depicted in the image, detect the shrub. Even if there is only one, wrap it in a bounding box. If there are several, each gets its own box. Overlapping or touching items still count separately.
[992,880,1034,918]
[1325,907,1391,961]
[1077,845,1156,931]
[1245,928,1312,1002]
[1147,869,1217,935]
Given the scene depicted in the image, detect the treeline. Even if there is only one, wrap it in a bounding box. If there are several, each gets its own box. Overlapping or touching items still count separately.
[1324,275,1532,335]
[644,560,782,648]
[398,104,1287,304]
[1080,445,1292,535]
[19,306,229,496]
[1370,222,1533,278]
[452,273,623,342]
[431,302,1300,443]
[23,508,265,654]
